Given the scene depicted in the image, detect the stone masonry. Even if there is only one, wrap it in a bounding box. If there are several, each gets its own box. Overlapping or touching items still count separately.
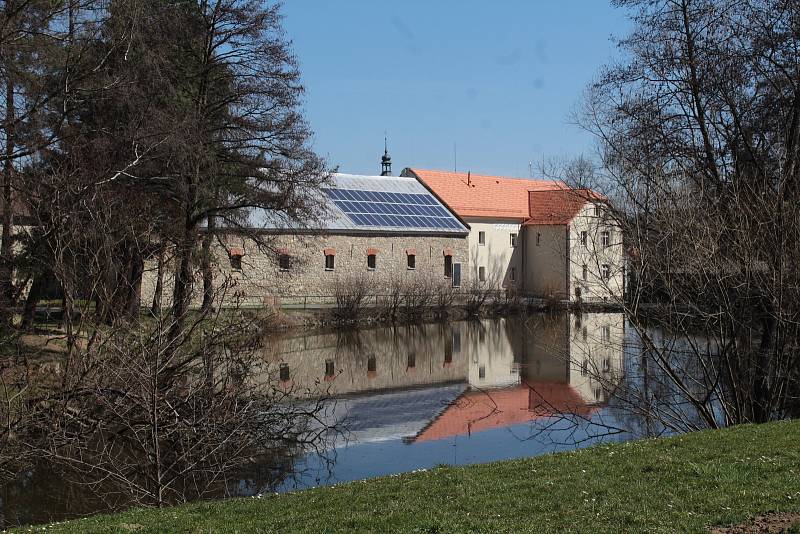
[140,231,470,309]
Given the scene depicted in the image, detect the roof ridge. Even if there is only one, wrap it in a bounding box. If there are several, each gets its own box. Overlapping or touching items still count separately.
[410,168,558,184]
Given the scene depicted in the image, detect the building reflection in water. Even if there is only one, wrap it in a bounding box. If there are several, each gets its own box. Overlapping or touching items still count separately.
[260,313,625,444]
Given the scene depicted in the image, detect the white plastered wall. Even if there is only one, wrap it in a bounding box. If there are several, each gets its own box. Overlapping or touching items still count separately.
[464,218,523,291]
[568,203,625,302]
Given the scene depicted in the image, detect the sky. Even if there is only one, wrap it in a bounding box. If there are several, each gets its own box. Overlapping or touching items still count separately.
[280,1,630,178]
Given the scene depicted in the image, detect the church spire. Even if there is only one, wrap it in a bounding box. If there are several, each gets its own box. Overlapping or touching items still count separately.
[381,136,392,176]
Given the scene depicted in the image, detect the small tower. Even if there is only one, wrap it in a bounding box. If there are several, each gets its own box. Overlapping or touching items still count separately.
[381,137,392,176]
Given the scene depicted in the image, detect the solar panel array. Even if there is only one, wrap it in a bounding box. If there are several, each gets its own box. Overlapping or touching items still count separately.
[324,188,463,230]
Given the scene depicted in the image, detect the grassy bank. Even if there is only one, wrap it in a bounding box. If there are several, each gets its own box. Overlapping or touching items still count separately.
[25,420,800,533]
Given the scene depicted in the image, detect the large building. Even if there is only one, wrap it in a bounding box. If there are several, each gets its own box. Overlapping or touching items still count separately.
[403,168,624,302]
[142,165,471,309]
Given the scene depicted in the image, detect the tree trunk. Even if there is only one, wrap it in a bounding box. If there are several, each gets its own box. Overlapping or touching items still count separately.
[168,226,195,342]
[151,244,165,314]
[20,272,46,331]
[200,215,215,313]
[125,248,143,320]
[753,313,776,423]
[0,60,16,329]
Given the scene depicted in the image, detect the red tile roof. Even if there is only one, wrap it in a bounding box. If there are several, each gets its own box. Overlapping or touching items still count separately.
[525,188,605,226]
[407,168,564,219]
[414,381,595,442]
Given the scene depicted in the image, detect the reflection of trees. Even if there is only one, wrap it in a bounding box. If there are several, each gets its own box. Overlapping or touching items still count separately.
[607,326,723,437]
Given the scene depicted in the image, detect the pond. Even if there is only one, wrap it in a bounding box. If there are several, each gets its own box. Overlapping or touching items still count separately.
[269,312,635,493]
[1,312,685,527]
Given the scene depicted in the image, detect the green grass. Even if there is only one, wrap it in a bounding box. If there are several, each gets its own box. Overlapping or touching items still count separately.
[23,420,800,533]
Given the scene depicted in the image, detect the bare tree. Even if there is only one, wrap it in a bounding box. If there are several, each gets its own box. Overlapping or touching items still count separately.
[578,0,800,426]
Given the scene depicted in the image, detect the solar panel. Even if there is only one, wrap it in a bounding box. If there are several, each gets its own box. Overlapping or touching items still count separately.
[323,187,464,231]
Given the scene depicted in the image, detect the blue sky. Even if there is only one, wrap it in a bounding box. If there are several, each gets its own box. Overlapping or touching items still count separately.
[281,1,630,178]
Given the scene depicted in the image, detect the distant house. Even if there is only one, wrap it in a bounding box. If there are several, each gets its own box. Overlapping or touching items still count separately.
[403,168,623,302]
[142,167,471,309]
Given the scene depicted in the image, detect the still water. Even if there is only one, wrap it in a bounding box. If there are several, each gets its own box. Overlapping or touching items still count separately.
[266,312,633,491]
[3,312,653,527]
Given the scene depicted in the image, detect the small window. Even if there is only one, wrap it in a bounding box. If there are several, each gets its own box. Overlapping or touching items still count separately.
[407,254,416,270]
[479,266,486,282]
[510,267,516,282]
[602,325,611,343]
[582,264,588,281]
[407,353,416,369]
[478,231,485,245]
[510,233,517,247]
[367,254,377,270]
[581,231,587,246]
[603,358,611,372]
[582,326,587,340]
[594,204,601,217]
[325,359,335,377]
[367,356,376,373]
[444,255,453,278]
[452,330,461,354]
[279,254,291,271]
[279,363,290,382]
[581,359,589,377]
[602,264,610,280]
[230,255,242,270]
[536,233,540,246]
[325,254,335,271]
[479,365,486,379]
[601,231,610,247]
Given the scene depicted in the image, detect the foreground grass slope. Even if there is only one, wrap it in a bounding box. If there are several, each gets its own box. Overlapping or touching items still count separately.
[32,420,800,533]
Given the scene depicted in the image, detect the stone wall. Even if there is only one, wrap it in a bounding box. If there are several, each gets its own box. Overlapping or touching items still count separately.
[141,231,470,309]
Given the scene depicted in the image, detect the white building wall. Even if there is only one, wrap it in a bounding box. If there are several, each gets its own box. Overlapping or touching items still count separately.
[568,203,625,302]
[464,218,524,291]
[522,225,568,298]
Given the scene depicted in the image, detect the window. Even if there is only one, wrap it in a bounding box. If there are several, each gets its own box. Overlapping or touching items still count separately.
[230,254,242,270]
[444,255,453,278]
[602,264,610,280]
[536,232,540,246]
[325,254,335,271]
[602,325,611,343]
[581,231,587,246]
[582,264,588,281]
[510,233,517,247]
[325,359,335,378]
[510,267,516,282]
[407,254,416,270]
[478,231,485,245]
[479,365,486,379]
[581,359,589,377]
[452,330,461,354]
[594,204,601,218]
[279,363,290,382]
[367,356,376,373]
[479,266,486,282]
[367,254,377,270]
[407,353,416,369]
[279,254,291,271]
[603,358,611,372]
[601,231,610,247]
